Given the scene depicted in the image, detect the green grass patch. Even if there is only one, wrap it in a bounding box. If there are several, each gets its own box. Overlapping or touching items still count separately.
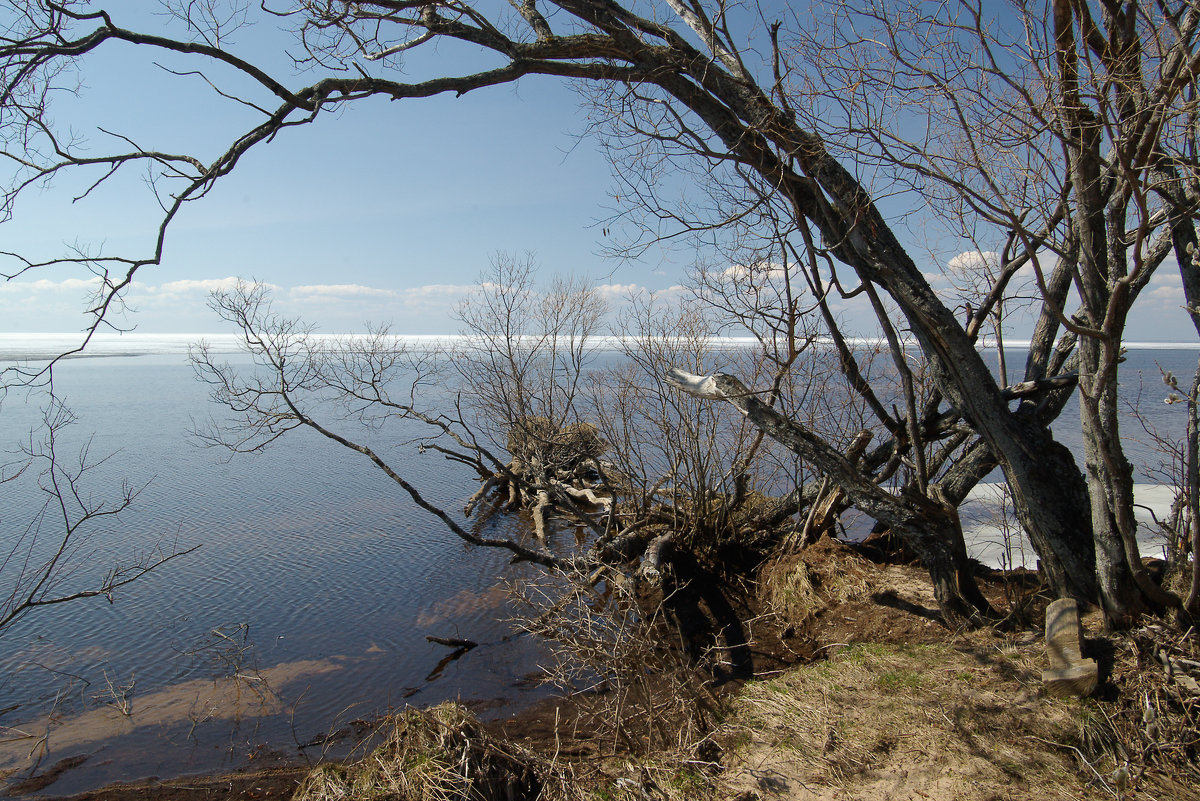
[876,669,924,692]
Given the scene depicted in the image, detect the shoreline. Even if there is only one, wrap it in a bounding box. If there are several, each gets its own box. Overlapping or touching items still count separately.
[16,545,1194,801]
[1,480,1187,800]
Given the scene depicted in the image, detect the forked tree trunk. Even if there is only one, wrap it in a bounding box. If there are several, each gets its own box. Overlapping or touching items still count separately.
[667,369,991,626]
[737,123,1101,605]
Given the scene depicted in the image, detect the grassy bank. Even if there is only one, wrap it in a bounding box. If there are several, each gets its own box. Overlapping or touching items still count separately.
[282,543,1198,801]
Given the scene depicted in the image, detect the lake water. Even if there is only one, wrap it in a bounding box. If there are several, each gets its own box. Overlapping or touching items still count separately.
[0,335,1196,794]
[1,339,556,795]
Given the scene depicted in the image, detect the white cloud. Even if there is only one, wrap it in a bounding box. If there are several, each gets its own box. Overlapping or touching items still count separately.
[0,276,102,293]
[397,284,477,301]
[593,283,643,300]
[0,273,699,334]
[1141,270,1187,316]
[721,262,787,283]
[280,283,482,327]
[149,276,259,296]
[946,250,1000,274]
[594,283,686,303]
[1149,285,1184,303]
[3,275,268,302]
[290,283,399,300]
[1148,269,1182,287]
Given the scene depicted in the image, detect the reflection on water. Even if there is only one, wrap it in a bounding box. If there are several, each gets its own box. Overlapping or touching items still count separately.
[1,352,552,795]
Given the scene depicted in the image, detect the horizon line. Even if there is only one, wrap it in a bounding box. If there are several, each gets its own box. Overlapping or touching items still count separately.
[2,332,1198,349]
[2,332,1198,363]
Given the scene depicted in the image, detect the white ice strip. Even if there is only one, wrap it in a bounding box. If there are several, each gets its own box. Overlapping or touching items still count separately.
[961,483,1179,569]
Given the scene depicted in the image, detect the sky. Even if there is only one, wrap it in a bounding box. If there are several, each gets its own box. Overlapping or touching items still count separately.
[0,3,1195,343]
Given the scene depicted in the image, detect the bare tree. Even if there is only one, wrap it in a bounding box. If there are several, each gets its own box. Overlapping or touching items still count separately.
[1,391,196,635]
[190,269,779,576]
[777,0,1200,624]
[191,279,574,568]
[451,253,610,540]
[3,0,1199,625]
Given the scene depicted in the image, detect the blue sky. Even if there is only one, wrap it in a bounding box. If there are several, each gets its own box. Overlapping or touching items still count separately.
[0,37,669,333]
[0,5,1194,343]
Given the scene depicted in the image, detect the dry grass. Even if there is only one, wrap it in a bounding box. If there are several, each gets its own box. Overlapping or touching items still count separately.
[292,703,571,801]
[759,539,874,625]
[582,755,720,801]
[716,640,1119,801]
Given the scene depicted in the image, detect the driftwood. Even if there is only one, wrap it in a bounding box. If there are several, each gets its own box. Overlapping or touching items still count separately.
[798,478,842,546]
[1042,598,1098,697]
[553,483,609,509]
[464,476,501,516]
[466,417,611,523]
[426,635,479,649]
[597,520,652,560]
[532,488,552,542]
[639,533,675,583]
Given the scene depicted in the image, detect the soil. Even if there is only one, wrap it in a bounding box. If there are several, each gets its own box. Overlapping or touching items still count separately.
[23,767,308,801]
[8,540,1198,801]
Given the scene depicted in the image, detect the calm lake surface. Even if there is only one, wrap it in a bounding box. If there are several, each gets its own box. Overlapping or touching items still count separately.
[0,335,1196,794]
[1,339,555,795]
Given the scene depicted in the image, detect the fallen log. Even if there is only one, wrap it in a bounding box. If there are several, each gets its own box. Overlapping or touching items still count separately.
[464,475,501,516]
[639,532,675,583]
[553,482,610,510]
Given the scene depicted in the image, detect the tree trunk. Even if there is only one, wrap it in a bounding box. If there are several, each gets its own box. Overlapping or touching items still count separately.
[998,422,1100,602]
[755,126,1100,603]
[667,369,990,626]
[1078,336,1144,626]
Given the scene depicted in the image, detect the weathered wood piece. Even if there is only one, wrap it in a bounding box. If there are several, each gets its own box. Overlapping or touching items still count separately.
[1042,598,1098,697]
[426,635,478,649]
[532,488,552,542]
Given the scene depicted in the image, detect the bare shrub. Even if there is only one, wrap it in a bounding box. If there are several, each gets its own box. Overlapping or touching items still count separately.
[1103,622,1200,788]
[292,702,572,801]
[585,292,755,545]
[509,566,718,757]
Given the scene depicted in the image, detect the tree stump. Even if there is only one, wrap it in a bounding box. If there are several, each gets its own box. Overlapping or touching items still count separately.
[1041,598,1098,697]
